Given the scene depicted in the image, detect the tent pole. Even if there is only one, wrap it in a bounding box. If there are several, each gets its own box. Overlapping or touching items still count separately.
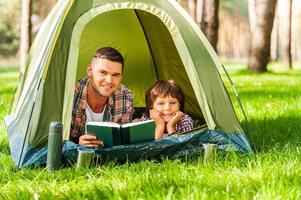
[221,64,256,152]
[17,79,42,169]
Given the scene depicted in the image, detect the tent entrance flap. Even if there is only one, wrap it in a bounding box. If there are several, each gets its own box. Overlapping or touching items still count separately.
[75,9,203,115]
[62,7,206,140]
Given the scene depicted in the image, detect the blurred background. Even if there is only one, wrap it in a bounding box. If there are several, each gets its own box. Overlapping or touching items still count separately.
[0,0,300,72]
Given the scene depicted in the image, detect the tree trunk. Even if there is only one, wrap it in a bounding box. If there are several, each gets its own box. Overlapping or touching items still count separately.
[271,2,279,61]
[248,0,256,34]
[19,0,32,72]
[248,0,277,72]
[178,0,189,12]
[188,0,197,21]
[38,0,57,18]
[196,0,203,27]
[279,0,292,69]
[291,0,301,61]
[201,0,219,52]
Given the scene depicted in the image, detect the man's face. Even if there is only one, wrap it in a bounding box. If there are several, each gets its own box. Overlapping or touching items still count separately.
[87,58,123,98]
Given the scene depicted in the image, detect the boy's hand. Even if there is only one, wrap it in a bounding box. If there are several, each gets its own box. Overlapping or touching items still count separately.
[150,109,165,126]
[150,109,165,139]
[166,111,184,133]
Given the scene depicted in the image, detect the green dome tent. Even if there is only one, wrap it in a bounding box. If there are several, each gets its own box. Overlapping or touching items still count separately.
[5,0,252,167]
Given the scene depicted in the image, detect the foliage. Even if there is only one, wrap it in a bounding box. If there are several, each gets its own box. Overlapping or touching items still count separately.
[0,0,21,57]
[220,0,248,19]
[1,64,301,199]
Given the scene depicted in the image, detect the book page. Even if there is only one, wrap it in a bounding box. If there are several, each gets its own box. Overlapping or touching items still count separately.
[86,121,120,128]
[121,119,154,128]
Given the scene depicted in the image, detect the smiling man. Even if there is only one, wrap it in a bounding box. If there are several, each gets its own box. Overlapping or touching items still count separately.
[70,47,134,147]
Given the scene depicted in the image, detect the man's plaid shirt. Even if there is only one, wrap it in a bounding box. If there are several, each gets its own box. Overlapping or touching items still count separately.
[70,78,134,143]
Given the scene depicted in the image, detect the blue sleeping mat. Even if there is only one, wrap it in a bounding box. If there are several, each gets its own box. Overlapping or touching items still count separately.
[21,128,252,168]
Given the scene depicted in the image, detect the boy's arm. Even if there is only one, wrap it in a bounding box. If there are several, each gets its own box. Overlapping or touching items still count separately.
[176,114,194,133]
[154,124,165,139]
[150,109,165,139]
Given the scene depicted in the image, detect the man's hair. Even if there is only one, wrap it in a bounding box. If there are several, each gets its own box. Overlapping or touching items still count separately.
[145,80,185,116]
[92,47,124,69]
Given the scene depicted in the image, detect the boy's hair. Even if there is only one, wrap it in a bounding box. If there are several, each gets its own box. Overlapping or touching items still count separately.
[92,47,124,70]
[145,80,185,116]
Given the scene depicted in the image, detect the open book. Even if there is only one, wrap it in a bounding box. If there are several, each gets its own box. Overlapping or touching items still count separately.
[85,120,155,147]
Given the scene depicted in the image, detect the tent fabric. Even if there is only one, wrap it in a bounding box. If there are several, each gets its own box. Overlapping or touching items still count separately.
[5,0,252,167]
[21,129,252,168]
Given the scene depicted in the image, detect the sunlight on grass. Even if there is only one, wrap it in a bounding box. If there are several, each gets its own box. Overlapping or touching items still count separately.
[1,64,301,199]
[218,63,301,152]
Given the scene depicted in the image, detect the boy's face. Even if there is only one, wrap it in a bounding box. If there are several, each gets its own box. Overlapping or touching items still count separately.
[152,95,180,122]
[87,57,123,98]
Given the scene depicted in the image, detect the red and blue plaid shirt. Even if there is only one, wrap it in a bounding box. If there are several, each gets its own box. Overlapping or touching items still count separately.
[70,78,134,143]
[140,113,193,134]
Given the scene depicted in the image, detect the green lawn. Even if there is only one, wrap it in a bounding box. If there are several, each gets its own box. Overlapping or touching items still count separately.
[1,64,301,199]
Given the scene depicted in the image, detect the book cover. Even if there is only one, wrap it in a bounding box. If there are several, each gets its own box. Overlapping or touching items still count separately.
[86,120,155,147]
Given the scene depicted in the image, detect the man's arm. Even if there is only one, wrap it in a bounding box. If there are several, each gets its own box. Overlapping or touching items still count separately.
[70,81,82,143]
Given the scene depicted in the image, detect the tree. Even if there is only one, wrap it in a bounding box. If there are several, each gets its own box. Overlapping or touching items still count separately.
[248,0,277,72]
[270,3,279,61]
[248,0,256,34]
[278,0,292,69]
[19,0,33,72]
[188,0,197,21]
[201,0,219,52]
[36,0,57,19]
[178,0,189,12]
[196,0,203,27]
[0,1,20,58]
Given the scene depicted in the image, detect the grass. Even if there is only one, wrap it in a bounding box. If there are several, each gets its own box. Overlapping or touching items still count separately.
[220,62,301,152]
[1,64,301,199]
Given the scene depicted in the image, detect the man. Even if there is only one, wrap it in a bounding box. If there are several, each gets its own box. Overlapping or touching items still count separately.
[70,47,134,147]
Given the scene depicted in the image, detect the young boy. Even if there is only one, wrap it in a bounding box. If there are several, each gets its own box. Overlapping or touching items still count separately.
[141,80,193,139]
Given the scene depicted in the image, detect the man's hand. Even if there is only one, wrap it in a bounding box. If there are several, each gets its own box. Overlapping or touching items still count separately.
[79,134,104,147]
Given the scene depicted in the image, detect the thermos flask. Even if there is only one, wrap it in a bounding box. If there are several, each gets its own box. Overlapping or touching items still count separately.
[47,121,63,171]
